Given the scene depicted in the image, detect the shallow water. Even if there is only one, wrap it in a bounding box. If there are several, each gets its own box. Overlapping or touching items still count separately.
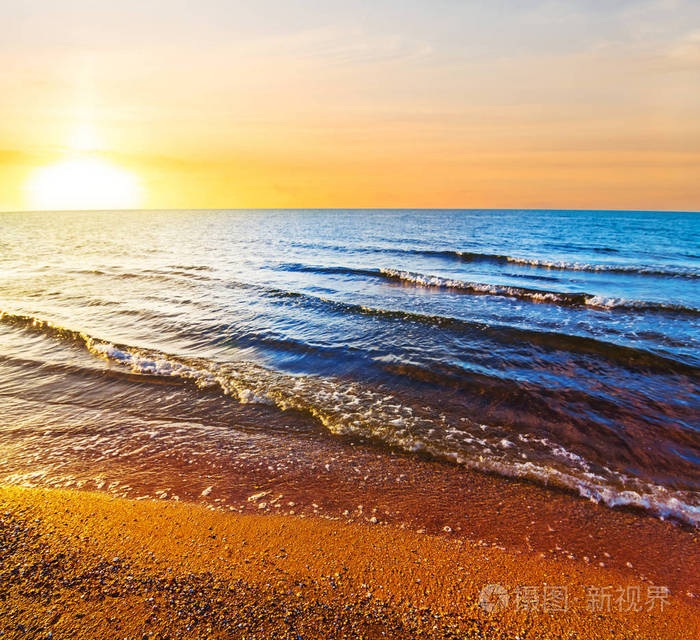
[0,209,698,524]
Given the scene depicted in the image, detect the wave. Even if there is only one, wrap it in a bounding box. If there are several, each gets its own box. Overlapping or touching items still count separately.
[1,309,698,527]
[380,269,700,314]
[276,263,379,279]
[415,249,700,279]
[69,266,214,284]
[262,287,698,374]
[275,263,700,315]
[285,241,698,278]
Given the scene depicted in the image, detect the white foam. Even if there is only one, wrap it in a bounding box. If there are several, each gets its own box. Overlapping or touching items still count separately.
[79,335,700,528]
[380,269,568,303]
[379,269,698,313]
[499,255,699,278]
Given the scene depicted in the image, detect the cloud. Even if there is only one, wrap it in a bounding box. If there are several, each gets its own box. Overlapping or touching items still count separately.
[666,29,700,67]
[237,26,434,67]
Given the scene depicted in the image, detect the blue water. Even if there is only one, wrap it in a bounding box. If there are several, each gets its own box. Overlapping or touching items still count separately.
[0,209,698,524]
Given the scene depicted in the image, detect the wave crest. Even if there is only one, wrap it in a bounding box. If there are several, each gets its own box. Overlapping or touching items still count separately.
[379,269,700,314]
[431,250,700,279]
[1,309,698,527]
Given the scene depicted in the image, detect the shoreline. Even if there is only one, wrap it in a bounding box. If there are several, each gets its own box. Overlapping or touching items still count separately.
[5,425,697,599]
[1,485,698,639]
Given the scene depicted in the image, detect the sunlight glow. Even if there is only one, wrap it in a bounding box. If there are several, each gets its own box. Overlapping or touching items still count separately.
[68,122,101,152]
[25,156,142,211]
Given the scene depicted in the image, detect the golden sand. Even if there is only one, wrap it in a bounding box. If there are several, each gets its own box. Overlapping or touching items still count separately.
[0,485,697,639]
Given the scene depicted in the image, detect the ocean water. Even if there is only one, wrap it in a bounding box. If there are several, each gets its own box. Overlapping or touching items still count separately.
[0,209,698,525]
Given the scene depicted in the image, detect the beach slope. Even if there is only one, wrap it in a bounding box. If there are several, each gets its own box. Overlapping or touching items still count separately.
[1,485,697,639]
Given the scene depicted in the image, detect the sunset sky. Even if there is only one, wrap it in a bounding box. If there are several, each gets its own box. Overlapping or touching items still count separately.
[1,0,699,211]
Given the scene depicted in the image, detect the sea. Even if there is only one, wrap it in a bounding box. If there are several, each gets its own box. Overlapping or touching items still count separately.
[0,209,698,525]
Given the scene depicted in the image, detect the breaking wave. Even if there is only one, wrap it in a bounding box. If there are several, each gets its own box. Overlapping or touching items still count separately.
[379,269,700,314]
[275,263,700,314]
[1,309,698,527]
[418,249,700,279]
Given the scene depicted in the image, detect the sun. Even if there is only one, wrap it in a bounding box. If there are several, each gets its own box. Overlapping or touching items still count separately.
[25,155,142,211]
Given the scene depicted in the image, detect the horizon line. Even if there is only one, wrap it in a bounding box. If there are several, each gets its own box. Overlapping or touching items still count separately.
[2,207,699,215]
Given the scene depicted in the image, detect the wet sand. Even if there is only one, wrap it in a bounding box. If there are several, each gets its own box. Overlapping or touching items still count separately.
[10,425,697,600]
[1,485,698,639]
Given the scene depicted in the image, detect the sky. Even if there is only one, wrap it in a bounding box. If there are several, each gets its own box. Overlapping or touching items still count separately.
[1,0,699,211]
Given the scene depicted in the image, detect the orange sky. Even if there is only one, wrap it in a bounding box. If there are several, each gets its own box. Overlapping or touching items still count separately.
[1,1,699,211]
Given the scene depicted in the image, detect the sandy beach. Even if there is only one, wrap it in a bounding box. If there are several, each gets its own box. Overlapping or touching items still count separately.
[1,485,697,639]
[2,0,699,633]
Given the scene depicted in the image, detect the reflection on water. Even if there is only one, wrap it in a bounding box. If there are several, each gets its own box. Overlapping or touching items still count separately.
[0,210,698,525]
